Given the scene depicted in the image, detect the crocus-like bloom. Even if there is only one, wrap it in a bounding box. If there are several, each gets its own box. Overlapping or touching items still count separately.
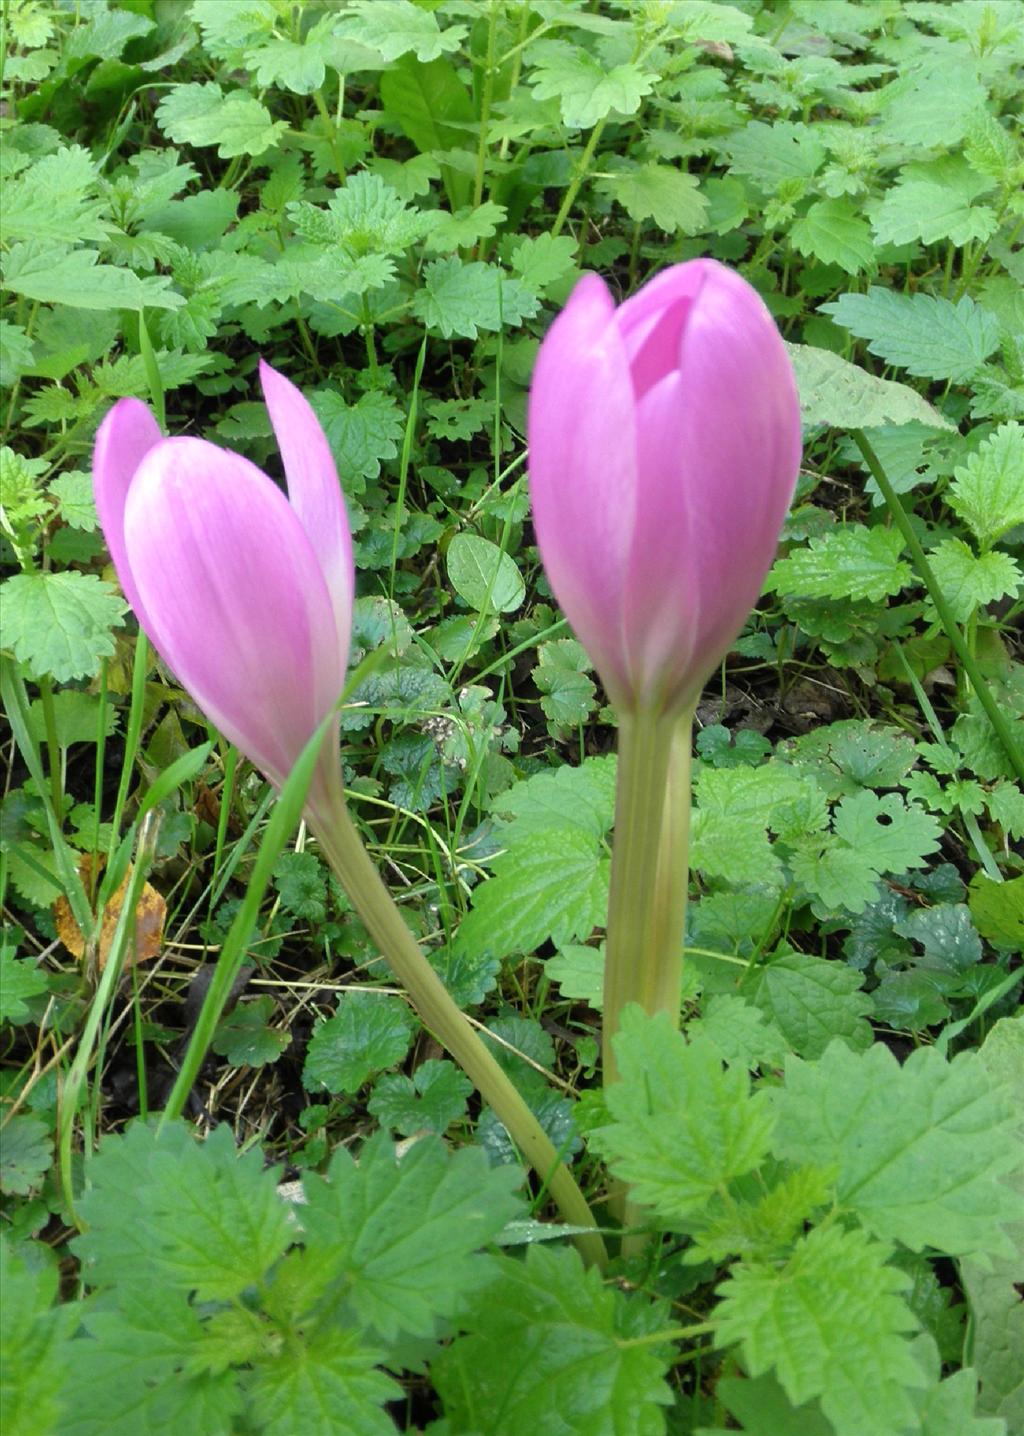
[93,361,353,813]
[528,259,802,715]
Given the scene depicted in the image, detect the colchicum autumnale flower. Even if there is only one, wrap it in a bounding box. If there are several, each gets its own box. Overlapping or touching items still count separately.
[93,359,352,820]
[528,258,803,716]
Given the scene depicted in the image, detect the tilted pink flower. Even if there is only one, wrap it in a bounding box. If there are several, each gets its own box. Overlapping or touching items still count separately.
[528,259,802,715]
[93,360,353,812]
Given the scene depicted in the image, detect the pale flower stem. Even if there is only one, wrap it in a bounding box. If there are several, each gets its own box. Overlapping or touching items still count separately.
[308,802,608,1271]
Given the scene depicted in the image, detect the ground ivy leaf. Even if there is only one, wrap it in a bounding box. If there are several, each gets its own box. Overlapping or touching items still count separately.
[299,1132,521,1341]
[156,82,286,158]
[0,949,49,1024]
[308,388,404,485]
[774,1041,1022,1259]
[741,950,873,1058]
[832,790,942,875]
[820,288,1000,383]
[0,1114,53,1195]
[433,1244,673,1435]
[946,422,1024,550]
[714,1224,923,1436]
[529,52,656,130]
[2,571,125,682]
[303,990,415,1095]
[594,1008,776,1221]
[247,1327,398,1436]
[412,257,538,338]
[787,343,956,432]
[968,873,1024,948]
[212,996,290,1068]
[597,163,709,234]
[367,1058,472,1136]
[767,524,911,603]
[926,539,1021,623]
[790,197,876,274]
[894,903,982,973]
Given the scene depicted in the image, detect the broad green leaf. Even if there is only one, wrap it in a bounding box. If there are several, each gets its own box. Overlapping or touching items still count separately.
[156,83,286,159]
[715,1224,923,1436]
[338,0,466,63]
[790,198,875,274]
[774,1041,1022,1258]
[916,1369,1010,1436]
[820,288,1000,383]
[378,54,474,160]
[447,533,525,613]
[248,1328,397,1436]
[688,994,791,1071]
[532,638,597,730]
[0,950,48,1024]
[489,756,617,841]
[968,873,1024,947]
[787,343,956,431]
[595,1009,775,1220]
[545,943,605,1008]
[832,790,943,874]
[1,1240,77,1436]
[873,181,998,248]
[926,539,1021,623]
[433,1244,673,1435]
[947,422,1024,550]
[767,524,912,602]
[299,1132,521,1340]
[529,52,656,129]
[49,471,97,530]
[0,145,107,246]
[212,997,290,1068]
[412,257,538,338]
[741,950,873,1058]
[303,990,415,1095]
[723,120,825,190]
[703,1371,833,1436]
[0,1114,52,1195]
[64,6,153,59]
[789,839,885,915]
[308,388,404,484]
[425,201,507,252]
[367,1059,472,1136]
[877,64,988,149]
[1,571,126,682]
[509,233,578,295]
[597,164,709,234]
[2,243,183,311]
[248,34,332,94]
[0,321,35,386]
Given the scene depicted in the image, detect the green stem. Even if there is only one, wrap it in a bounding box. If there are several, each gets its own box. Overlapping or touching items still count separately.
[472,0,498,214]
[602,708,693,1084]
[550,117,608,238]
[852,430,1024,786]
[308,801,608,1269]
[39,676,64,826]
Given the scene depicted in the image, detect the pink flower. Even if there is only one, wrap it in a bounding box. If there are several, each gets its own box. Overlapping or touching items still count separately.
[528,260,802,715]
[93,361,353,811]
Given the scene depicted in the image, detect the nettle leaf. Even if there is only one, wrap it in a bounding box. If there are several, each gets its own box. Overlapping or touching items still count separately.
[688,994,791,1072]
[294,171,437,255]
[767,524,911,602]
[303,990,415,1095]
[947,422,1024,550]
[594,1009,776,1220]
[156,83,286,159]
[723,120,825,190]
[367,1058,472,1136]
[490,756,617,842]
[338,0,467,63]
[741,950,873,1059]
[299,1132,521,1340]
[433,1244,673,1436]
[308,388,404,484]
[894,903,982,974]
[248,1328,397,1436]
[787,344,955,432]
[691,762,823,888]
[790,198,876,275]
[2,243,183,311]
[597,163,709,234]
[926,539,1021,623]
[74,1122,292,1301]
[820,288,1000,383]
[49,471,97,531]
[1,571,125,682]
[715,1224,923,1436]
[774,1041,1022,1259]
[873,180,998,249]
[1,1239,77,1436]
[529,50,656,129]
[509,233,578,295]
[412,257,539,338]
[0,145,107,246]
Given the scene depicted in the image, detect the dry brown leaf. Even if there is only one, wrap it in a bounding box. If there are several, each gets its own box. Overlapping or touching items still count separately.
[54,858,165,971]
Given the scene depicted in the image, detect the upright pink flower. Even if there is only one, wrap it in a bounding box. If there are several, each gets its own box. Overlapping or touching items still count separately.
[93,360,353,815]
[528,260,802,715]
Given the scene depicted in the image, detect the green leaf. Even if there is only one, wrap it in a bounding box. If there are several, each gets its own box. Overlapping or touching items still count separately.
[74,1122,293,1301]
[767,524,912,602]
[706,1371,834,1436]
[433,1244,673,1435]
[302,990,415,1095]
[2,243,183,311]
[247,1328,397,1436]
[529,52,656,129]
[947,422,1024,550]
[789,840,885,915]
[308,388,404,484]
[1,1239,76,1436]
[546,943,605,1008]
[156,83,286,159]
[873,181,997,248]
[714,1224,923,1436]
[455,826,610,962]
[339,0,467,62]
[249,34,331,94]
[597,163,709,234]
[832,790,943,875]
[424,395,492,442]
[490,756,616,842]
[917,1369,1010,1436]
[0,1114,53,1195]
[378,54,474,161]
[926,539,1021,623]
[787,343,956,431]
[272,850,327,923]
[968,873,1024,947]
[299,1132,521,1339]
[1,571,126,682]
[688,994,791,1071]
[532,639,597,730]
[741,950,873,1059]
[594,1009,775,1221]
[425,201,507,252]
[820,288,1000,383]
[0,145,107,246]
[723,120,825,190]
[367,1058,472,1136]
[895,903,982,973]
[447,533,525,613]
[790,198,876,274]
[0,949,49,1023]
[412,257,539,338]
[49,471,97,530]
[212,996,290,1068]
[509,233,579,295]
[775,1041,1022,1259]
[0,321,36,387]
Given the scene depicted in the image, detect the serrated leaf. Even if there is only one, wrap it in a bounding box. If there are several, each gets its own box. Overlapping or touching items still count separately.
[447,533,525,613]
[338,0,467,62]
[425,201,507,252]
[742,950,873,1058]
[820,288,1000,383]
[790,198,875,274]
[212,996,290,1068]
[0,1115,52,1195]
[248,1327,397,1436]
[0,145,107,246]
[1,571,126,682]
[597,164,709,234]
[533,639,597,730]
[947,422,1024,550]
[509,233,578,294]
[412,256,538,338]
[490,756,616,842]
[156,83,286,159]
[529,52,655,129]
[775,1041,1022,1258]
[723,121,825,190]
[873,181,998,248]
[926,539,1021,623]
[968,873,1024,947]
[595,1009,776,1220]
[367,1059,472,1135]
[2,243,183,311]
[787,343,956,431]
[48,471,97,531]
[833,790,942,874]
[299,1132,521,1340]
[546,943,605,1008]
[303,991,414,1095]
[433,1244,673,1435]
[0,950,49,1024]
[767,524,911,602]
[715,1224,923,1436]
[1,1240,76,1436]
[308,388,403,484]
[688,994,791,1071]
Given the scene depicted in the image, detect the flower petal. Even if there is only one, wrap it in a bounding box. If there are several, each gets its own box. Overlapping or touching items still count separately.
[123,437,344,785]
[615,262,708,400]
[259,359,354,658]
[527,273,638,703]
[92,398,163,632]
